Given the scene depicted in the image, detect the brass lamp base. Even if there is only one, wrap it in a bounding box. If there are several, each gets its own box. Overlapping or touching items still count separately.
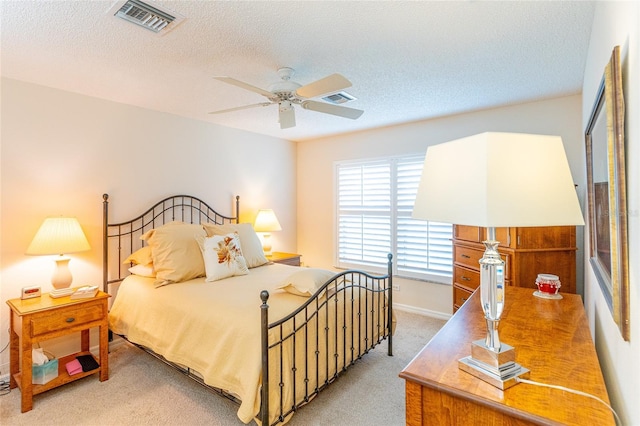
[458,339,529,390]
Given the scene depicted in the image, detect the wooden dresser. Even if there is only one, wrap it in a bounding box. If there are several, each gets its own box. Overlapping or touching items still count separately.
[400,286,614,425]
[453,225,577,312]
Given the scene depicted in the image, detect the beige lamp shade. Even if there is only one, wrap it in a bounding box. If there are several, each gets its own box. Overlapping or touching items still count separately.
[26,217,91,289]
[27,217,91,255]
[254,209,282,232]
[411,132,585,227]
[254,209,282,256]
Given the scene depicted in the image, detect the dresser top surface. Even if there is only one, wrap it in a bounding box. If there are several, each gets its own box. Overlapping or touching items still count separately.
[400,286,614,425]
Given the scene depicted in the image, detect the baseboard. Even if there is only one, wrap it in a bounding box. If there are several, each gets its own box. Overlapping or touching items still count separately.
[109,335,127,350]
[393,303,452,321]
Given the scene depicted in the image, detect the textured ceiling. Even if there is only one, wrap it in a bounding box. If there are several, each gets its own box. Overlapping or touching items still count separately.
[1,1,595,142]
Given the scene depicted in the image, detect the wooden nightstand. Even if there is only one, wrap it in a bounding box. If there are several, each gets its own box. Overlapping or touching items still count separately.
[267,252,302,266]
[7,290,110,412]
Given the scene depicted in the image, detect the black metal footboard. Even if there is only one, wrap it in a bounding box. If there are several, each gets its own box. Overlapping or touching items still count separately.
[260,254,393,425]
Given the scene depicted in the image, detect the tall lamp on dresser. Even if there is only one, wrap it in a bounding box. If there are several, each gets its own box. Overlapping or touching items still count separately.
[412,132,585,389]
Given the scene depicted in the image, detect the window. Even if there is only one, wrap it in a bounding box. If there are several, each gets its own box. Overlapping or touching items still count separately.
[335,155,453,284]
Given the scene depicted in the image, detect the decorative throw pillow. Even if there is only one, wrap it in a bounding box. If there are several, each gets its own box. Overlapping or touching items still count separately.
[128,264,156,278]
[123,246,153,266]
[141,221,207,287]
[197,232,249,282]
[202,223,268,268]
[276,268,336,297]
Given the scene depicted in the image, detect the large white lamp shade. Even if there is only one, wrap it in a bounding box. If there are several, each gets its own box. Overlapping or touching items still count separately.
[412,132,585,228]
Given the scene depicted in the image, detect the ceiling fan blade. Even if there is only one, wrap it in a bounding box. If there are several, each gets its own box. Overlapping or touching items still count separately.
[213,76,275,99]
[295,73,352,99]
[279,103,296,129]
[301,100,364,120]
[208,102,272,115]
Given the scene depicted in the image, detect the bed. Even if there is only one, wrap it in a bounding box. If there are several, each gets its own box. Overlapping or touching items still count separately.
[102,194,394,425]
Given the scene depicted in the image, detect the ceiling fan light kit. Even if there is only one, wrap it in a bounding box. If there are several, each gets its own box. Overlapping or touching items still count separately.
[210,68,364,129]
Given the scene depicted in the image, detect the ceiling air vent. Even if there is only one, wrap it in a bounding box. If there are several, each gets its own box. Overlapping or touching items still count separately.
[322,92,357,105]
[109,0,185,34]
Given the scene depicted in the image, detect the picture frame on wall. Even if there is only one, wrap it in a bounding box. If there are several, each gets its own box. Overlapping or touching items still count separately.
[584,45,629,341]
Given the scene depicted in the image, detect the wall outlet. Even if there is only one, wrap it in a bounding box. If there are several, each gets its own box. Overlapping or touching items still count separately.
[392,284,400,291]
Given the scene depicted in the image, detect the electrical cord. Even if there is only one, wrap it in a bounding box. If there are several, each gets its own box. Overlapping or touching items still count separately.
[515,377,621,426]
[0,379,9,396]
[0,326,11,396]
[1,326,9,353]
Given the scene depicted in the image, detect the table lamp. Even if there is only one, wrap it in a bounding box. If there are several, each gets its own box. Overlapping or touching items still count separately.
[254,209,282,256]
[26,217,91,297]
[412,132,585,389]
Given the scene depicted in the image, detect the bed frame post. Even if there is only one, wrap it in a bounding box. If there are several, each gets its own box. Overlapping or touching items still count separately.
[260,290,270,426]
[235,195,240,224]
[387,253,393,357]
[103,194,109,294]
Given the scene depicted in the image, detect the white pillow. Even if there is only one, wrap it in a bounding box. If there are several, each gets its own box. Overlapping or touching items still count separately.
[202,223,268,268]
[197,232,249,282]
[276,268,336,297]
[128,264,156,278]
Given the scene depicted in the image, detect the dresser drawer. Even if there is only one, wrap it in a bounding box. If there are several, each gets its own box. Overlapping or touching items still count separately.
[454,266,480,291]
[454,225,481,243]
[454,245,483,270]
[31,304,104,337]
[455,246,511,280]
[453,226,510,247]
[453,285,474,309]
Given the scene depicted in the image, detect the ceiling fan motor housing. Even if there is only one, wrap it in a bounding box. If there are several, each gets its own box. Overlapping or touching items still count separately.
[268,81,301,97]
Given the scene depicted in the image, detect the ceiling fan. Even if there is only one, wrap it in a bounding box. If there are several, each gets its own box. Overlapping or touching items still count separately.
[209,67,364,129]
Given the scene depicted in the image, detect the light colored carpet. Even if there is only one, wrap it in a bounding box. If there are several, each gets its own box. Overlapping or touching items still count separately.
[1,310,446,426]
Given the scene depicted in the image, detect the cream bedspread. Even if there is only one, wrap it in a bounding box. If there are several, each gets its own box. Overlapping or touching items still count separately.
[109,263,391,424]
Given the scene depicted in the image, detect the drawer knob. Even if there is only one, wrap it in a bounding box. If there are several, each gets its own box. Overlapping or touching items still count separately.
[461,297,467,302]
[461,254,470,259]
[66,317,75,323]
[462,276,471,281]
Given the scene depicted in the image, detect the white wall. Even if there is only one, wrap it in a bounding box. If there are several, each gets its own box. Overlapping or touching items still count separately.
[582,2,639,424]
[297,95,584,317]
[0,78,297,373]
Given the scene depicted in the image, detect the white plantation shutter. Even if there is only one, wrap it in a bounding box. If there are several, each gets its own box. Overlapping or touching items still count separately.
[336,155,453,284]
[337,161,392,267]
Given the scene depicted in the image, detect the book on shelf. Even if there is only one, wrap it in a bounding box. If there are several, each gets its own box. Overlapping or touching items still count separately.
[76,354,100,371]
[70,285,99,300]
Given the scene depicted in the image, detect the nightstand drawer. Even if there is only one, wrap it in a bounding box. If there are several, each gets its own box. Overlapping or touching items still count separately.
[454,266,480,291]
[31,304,104,337]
